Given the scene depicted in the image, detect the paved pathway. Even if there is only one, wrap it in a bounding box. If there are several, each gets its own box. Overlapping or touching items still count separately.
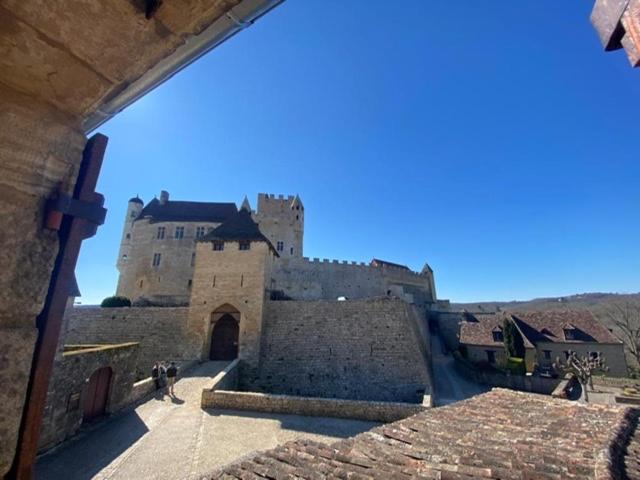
[36,362,378,480]
[431,334,488,406]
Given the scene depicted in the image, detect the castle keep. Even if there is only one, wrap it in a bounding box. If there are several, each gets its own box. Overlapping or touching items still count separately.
[110,191,436,403]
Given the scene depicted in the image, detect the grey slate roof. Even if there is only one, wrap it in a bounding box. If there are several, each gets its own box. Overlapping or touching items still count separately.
[136,198,237,223]
[198,209,279,255]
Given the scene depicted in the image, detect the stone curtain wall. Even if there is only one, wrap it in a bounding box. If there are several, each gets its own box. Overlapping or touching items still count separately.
[38,343,139,451]
[273,257,435,305]
[250,298,431,403]
[63,306,198,379]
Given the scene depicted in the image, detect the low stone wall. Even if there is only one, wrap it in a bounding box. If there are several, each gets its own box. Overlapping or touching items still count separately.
[128,359,201,404]
[202,390,429,423]
[208,359,240,393]
[453,357,560,395]
[39,343,139,452]
[63,306,199,379]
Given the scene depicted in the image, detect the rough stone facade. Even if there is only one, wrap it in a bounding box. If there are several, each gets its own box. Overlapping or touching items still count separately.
[38,343,139,452]
[274,257,435,305]
[63,306,196,379]
[249,298,431,403]
[0,84,86,475]
[253,193,304,258]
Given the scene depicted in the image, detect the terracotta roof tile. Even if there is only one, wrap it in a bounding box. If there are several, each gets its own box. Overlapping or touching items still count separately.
[210,389,640,479]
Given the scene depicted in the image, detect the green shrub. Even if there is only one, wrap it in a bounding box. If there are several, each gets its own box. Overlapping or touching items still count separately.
[100,296,131,308]
[504,356,526,375]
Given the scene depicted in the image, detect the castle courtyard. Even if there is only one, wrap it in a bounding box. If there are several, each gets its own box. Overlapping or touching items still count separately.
[35,362,378,480]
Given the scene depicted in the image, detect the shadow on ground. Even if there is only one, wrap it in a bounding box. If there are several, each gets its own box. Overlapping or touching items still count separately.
[36,412,149,480]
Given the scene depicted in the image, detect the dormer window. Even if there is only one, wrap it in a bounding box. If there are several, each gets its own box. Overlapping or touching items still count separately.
[239,241,250,251]
[213,241,224,251]
[492,326,504,342]
[563,324,576,341]
[175,226,184,239]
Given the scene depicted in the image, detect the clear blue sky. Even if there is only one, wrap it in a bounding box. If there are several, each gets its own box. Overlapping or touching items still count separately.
[76,0,640,305]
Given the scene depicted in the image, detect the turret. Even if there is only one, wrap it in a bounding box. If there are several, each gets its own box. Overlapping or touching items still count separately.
[240,195,252,213]
[116,196,143,274]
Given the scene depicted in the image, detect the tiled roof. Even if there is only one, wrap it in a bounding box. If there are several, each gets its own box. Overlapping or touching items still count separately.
[459,312,535,348]
[136,198,237,223]
[212,389,640,479]
[511,310,622,345]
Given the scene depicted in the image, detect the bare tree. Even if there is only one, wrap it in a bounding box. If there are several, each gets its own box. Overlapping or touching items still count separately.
[604,302,640,368]
[554,351,608,402]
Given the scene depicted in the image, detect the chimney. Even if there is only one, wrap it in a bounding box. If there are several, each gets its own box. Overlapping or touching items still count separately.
[159,190,169,205]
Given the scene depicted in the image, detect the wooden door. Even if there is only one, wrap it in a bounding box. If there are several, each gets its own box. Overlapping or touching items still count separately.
[83,367,111,423]
[210,315,239,360]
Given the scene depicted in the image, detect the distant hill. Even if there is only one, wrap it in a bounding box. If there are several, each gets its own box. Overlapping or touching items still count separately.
[452,292,640,313]
[452,292,640,369]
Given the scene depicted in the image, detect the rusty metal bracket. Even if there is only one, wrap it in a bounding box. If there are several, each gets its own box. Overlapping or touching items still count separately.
[45,192,106,231]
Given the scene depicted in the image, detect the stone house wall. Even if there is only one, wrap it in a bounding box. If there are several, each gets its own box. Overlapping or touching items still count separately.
[38,343,139,452]
[534,341,628,377]
[249,297,431,403]
[273,257,435,306]
[62,306,197,379]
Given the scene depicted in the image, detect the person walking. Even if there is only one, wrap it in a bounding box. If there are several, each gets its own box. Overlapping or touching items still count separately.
[166,361,178,396]
[151,362,160,390]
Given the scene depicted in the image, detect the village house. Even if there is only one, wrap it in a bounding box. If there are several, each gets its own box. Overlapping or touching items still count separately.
[459,310,628,376]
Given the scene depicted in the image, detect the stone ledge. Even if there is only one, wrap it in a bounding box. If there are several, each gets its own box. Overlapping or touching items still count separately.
[62,342,139,357]
[202,389,429,423]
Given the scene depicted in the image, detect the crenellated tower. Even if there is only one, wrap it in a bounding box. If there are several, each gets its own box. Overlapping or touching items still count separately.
[253,193,304,258]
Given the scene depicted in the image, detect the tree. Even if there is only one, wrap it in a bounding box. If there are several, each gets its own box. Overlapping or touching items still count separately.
[603,302,640,369]
[503,318,525,358]
[554,351,608,402]
[101,296,131,308]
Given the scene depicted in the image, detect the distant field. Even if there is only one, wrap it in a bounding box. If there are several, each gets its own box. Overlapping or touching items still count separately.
[453,292,640,370]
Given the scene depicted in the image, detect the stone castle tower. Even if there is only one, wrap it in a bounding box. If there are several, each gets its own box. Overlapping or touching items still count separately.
[188,203,279,378]
[116,196,144,293]
[252,194,304,258]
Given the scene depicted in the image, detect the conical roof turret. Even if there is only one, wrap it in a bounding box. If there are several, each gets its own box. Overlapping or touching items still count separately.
[240,195,252,212]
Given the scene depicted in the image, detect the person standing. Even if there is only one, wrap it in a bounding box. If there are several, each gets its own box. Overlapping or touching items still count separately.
[166,362,178,396]
[158,362,167,394]
[151,362,160,390]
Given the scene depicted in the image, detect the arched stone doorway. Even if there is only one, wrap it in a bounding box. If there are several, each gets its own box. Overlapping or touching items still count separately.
[83,366,112,423]
[209,304,240,360]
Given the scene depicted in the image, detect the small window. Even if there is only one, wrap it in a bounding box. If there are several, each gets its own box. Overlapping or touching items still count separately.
[296,215,299,220]
[139,279,144,288]
[190,252,196,267]
[492,330,504,342]
[122,254,128,260]
[175,226,184,239]
[152,253,161,267]
[486,350,496,364]
[290,247,294,255]
[543,350,551,360]
[130,211,137,218]
[276,241,284,252]
[563,328,575,340]
[187,279,192,288]
[213,241,224,251]
[196,226,206,238]
[157,227,165,239]
[126,233,131,240]
[239,241,250,251]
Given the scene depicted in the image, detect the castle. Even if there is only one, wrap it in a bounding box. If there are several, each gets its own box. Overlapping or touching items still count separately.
[116,190,436,308]
[113,190,436,401]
